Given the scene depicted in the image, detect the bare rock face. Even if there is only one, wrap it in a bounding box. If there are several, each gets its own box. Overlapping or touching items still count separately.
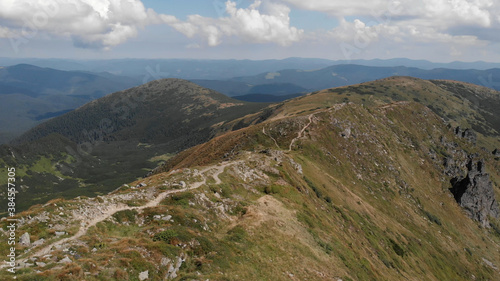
[441,127,499,227]
[454,126,477,145]
[448,155,499,227]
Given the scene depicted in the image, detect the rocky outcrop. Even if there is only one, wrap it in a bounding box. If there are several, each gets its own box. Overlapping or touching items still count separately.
[441,127,499,227]
[453,126,477,145]
[446,154,499,227]
[493,149,500,160]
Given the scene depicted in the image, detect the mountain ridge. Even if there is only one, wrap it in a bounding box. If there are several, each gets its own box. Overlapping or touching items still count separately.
[2,89,499,280]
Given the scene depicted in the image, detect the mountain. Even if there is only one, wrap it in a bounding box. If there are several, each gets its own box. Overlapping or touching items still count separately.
[2,77,499,280]
[2,57,500,75]
[0,64,141,144]
[232,93,303,102]
[231,64,500,92]
[0,79,268,212]
[191,79,308,98]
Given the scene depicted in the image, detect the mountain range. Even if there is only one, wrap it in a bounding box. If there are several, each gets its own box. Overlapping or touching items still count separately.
[0,76,498,280]
[1,61,500,144]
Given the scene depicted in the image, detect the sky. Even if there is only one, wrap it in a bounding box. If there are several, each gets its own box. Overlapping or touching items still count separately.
[0,0,499,62]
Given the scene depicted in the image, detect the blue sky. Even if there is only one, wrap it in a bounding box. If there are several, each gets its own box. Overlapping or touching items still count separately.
[0,0,499,62]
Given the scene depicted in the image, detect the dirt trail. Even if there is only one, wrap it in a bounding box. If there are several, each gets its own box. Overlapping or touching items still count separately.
[288,113,314,151]
[29,162,232,259]
[262,127,281,149]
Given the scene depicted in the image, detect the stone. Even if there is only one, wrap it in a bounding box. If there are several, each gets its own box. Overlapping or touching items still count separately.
[139,270,149,281]
[453,126,477,144]
[165,254,185,280]
[36,262,46,267]
[19,232,30,246]
[55,231,66,236]
[32,239,45,247]
[59,256,72,264]
[493,149,500,160]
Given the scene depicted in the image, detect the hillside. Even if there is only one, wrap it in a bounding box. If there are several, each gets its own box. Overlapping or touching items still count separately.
[0,64,140,143]
[257,76,500,150]
[0,79,268,212]
[2,81,499,280]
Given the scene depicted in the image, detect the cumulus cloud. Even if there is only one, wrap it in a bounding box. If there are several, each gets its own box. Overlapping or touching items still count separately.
[281,0,498,32]
[0,0,161,49]
[162,0,303,46]
[0,0,303,49]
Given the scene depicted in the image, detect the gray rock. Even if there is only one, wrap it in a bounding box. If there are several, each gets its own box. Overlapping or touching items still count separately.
[35,262,46,267]
[139,270,149,281]
[454,126,477,144]
[493,149,500,160]
[449,156,499,227]
[32,238,45,247]
[19,232,30,246]
[165,254,185,280]
[55,231,66,236]
[59,256,72,264]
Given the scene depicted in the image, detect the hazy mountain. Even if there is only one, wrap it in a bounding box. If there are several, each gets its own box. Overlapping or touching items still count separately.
[2,57,500,77]
[2,77,499,280]
[191,79,308,97]
[231,65,500,92]
[0,64,141,143]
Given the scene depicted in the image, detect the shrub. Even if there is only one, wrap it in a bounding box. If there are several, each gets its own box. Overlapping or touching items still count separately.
[153,229,178,243]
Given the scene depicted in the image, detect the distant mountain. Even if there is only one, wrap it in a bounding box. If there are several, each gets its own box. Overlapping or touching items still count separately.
[191,79,308,98]
[232,93,303,102]
[0,64,141,143]
[1,79,268,211]
[0,58,336,80]
[231,65,500,92]
[2,57,500,77]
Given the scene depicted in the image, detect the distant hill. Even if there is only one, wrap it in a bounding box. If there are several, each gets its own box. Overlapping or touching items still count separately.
[0,64,141,143]
[232,93,303,102]
[191,79,307,98]
[230,65,500,92]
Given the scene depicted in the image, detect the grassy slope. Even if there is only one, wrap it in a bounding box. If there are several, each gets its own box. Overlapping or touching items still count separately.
[3,84,499,280]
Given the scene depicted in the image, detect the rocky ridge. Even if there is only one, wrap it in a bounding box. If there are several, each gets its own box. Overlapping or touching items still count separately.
[442,126,499,227]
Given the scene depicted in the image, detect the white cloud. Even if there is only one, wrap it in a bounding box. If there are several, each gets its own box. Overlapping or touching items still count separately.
[0,0,303,49]
[281,0,497,36]
[0,0,161,49]
[163,1,303,46]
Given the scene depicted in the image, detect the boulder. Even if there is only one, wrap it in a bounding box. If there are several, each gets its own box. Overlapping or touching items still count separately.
[59,256,72,264]
[32,239,45,247]
[19,232,30,246]
[139,270,148,281]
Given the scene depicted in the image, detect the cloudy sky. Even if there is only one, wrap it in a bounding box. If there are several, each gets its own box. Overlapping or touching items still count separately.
[0,0,499,62]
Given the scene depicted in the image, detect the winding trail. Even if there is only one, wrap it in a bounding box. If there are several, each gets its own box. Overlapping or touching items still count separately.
[29,162,232,259]
[262,127,281,149]
[288,113,314,152]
